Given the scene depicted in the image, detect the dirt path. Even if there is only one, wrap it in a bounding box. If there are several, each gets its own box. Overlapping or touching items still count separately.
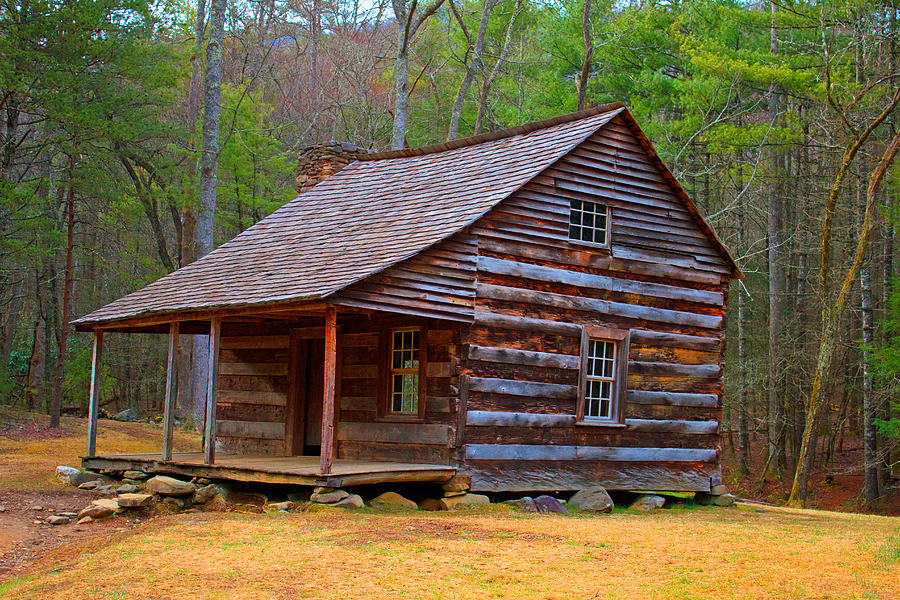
[0,488,140,582]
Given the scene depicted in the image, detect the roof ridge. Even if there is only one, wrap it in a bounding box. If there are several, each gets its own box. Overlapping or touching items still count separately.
[359,102,626,161]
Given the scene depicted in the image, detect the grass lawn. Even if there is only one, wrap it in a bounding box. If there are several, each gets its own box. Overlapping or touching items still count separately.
[1,413,899,599]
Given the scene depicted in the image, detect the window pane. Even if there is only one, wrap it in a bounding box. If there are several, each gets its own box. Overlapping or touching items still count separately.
[568,200,608,245]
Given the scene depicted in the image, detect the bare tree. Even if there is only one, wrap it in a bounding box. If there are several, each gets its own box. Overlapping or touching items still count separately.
[390,0,447,150]
[576,0,593,111]
[447,0,498,141]
[473,0,522,134]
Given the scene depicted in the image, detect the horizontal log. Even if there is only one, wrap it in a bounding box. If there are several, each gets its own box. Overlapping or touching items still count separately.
[467,411,576,427]
[340,396,376,411]
[478,256,723,306]
[464,444,717,462]
[215,420,285,440]
[477,283,722,330]
[342,332,378,347]
[426,361,453,377]
[625,419,718,434]
[220,336,289,350]
[466,460,714,492]
[218,362,288,376]
[341,364,377,379]
[628,361,721,378]
[629,329,721,352]
[473,312,583,337]
[626,390,719,407]
[468,345,580,370]
[336,422,451,446]
[426,396,453,413]
[466,411,718,434]
[291,326,325,339]
[468,377,577,399]
[217,390,287,407]
[339,441,452,465]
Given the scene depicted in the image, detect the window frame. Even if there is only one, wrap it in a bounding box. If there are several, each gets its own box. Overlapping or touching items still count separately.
[378,325,427,421]
[576,325,630,426]
[567,198,611,249]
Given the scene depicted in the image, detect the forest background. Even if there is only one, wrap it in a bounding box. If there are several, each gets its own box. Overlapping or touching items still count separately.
[2,0,900,511]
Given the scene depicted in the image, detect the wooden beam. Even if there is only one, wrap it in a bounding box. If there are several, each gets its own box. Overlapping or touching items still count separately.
[204,318,221,465]
[468,376,577,399]
[626,390,719,407]
[336,422,451,445]
[468,344,580,370]
[464,444,717,462]
[161,323,178,461]
[320,305,337,474]
[86,331,104,457]
[473,312,582,337]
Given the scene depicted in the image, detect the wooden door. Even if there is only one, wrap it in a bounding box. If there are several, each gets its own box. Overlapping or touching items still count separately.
[303,339,325,452]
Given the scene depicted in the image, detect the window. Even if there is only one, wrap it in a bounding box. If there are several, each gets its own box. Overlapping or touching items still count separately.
[577,326,629,424]
[585,340,616,420]
[389,328,420,415]
[569,199,609,246]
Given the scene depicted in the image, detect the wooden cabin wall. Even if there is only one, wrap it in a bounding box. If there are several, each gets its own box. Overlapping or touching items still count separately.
[333,236,478,322]
[335,316,462,465]
[215,323,291,456]
[460,114,730,493]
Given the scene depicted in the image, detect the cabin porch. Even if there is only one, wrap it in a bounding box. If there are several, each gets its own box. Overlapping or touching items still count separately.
[79,302,463,486]
[81,452,456,488]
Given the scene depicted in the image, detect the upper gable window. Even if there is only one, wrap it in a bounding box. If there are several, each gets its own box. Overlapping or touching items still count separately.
[568,199,609,246]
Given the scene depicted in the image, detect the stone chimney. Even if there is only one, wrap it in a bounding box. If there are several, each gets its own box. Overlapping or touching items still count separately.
[295,141,367,194]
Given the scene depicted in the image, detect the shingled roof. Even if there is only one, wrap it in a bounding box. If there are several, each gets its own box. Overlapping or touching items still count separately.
[74,103,736,329]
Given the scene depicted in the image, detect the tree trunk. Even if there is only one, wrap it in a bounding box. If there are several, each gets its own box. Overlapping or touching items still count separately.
[447,0,496,141]
[576,0,593,111]
[51,155,76,428]
[391,26,410,150]
[789,125,900,505]
[766,0,784,484]
[861,253,878,504]
[737,177,750,476]
[473,0,520,134]
[192,0,227,424]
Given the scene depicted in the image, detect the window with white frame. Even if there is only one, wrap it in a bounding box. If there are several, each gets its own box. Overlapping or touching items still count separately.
[584,339,617,420]
[577,326,629,424]
[390,329,420,415]
[568,199,609,246]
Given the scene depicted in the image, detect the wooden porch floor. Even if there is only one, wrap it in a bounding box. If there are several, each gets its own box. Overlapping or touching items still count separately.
[82,452,456,488]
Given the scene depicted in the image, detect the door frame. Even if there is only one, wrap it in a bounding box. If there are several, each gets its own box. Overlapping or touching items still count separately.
[285,325,342,456]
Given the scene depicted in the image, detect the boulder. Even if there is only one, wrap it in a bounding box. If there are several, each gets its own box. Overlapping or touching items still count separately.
[56,466,81,485]
[329,494,364,509]
[116,484,140,494]
[112,407,139,422]
[71,470,105,487]
[192,484,218,505]
[311,490,349,504]
[443,490,466,498]
[369,492,417,510]
[417,498,444,511]
[123,470,148,481]
[30,505,44,511]
[161,497,186,512]
[266,501,296,512]
[439,493,490,510]
[629,494,665,511]
[534,495,569,515]
[91,498,122,513]
[568,486,614,513]
[78,504,114,520]
[145,476,195,497]
[502,497,538,513]
[47,515,71,525]
[441,475,472,493]
[313,486,334,494]
[76,516,93,525]
[117,493,153,508]
[694,492,736,507]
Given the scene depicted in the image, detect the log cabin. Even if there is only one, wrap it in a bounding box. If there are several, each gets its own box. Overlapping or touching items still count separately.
[75,102,741,493]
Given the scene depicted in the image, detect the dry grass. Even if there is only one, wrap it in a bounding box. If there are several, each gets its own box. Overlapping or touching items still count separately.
[2,504,898,599]
[0,407,199,491]
[1,413,898,599]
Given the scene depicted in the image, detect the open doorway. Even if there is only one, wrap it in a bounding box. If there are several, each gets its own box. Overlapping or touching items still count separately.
[288,337,325,456]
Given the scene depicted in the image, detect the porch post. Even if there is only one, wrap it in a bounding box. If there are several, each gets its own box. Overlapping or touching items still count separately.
[203,317,221,465]
[86,330,104,457]
[320,305,337,474]
[161,322,179,461]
